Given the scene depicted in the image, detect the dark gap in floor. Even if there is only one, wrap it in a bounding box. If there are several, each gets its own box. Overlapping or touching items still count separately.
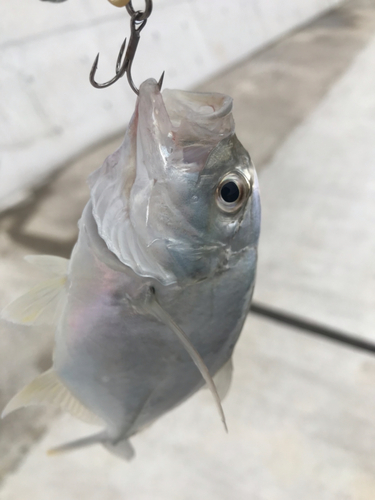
[250,302,375,355]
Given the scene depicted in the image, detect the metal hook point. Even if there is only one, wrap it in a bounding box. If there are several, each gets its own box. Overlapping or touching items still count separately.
[89,54,100,88]
[91,53,99,74]
[157,71,165,92]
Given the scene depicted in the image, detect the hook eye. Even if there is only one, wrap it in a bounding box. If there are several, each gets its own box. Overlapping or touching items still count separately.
[126,0,153,21]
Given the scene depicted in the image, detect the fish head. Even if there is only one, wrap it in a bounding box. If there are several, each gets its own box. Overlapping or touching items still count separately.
[89,79,260,285]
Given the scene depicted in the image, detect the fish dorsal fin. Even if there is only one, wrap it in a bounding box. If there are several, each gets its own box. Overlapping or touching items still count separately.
[1,255,69,326]
[1,369,103,426]
[24,255,69,276]
[147,291,228,432]
[213,356,233,402]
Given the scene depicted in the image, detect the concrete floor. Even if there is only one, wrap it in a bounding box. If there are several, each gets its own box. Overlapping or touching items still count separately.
[1,1,375,498]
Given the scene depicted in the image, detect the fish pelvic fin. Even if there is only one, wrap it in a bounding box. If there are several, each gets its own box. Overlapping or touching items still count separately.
[1,369,103,426]
[147,289,228,433]
[1,255,69,326]
[212,356,233,402]
[48,433,135,461]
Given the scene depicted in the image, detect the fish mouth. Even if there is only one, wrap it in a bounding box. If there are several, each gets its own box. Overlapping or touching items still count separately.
[135,78,236,173]
[162,86,234,147]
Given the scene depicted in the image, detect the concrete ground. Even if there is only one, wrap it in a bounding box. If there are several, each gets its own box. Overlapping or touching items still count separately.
[1,0,375,498]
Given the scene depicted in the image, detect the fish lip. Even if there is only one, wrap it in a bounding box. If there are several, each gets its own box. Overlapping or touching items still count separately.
[161,86,234,143]
[164,92,233,120]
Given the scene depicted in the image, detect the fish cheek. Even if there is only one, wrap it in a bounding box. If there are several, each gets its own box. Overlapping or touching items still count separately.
[166,246,221,283]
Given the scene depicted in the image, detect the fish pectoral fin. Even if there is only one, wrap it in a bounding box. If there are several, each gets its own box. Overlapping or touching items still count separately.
[1,276,66,326]
[24,255,69,277]
[1,255,69,326]
[212,356,233,402]
[1,369,103,426]
[48,433,135,461]
[1,256,69,326]
[147,291,228,432]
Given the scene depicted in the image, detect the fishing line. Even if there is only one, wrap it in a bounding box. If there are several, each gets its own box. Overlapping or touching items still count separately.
[249,302,375,355]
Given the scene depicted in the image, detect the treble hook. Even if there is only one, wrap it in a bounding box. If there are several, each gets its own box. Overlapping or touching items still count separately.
[89,0,164,95]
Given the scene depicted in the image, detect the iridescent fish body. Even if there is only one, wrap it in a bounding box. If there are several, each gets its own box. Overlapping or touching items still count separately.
[1,80,261,459]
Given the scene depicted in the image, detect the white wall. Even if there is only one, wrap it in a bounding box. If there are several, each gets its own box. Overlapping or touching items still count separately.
[0,0,341,211]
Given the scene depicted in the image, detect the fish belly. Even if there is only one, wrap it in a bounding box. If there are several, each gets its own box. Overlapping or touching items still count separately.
[54,205,257,438]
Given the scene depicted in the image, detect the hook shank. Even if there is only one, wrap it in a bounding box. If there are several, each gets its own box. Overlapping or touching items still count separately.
[89,0,163,95]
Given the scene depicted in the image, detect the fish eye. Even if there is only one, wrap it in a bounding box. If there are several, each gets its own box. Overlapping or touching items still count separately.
[216,172,252,213]
[220,181,240,203]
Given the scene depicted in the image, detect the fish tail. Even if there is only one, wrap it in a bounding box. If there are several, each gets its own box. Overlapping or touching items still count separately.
[48,431,135,461]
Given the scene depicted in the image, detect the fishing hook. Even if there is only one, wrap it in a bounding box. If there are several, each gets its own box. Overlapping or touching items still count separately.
[89,0,164,95]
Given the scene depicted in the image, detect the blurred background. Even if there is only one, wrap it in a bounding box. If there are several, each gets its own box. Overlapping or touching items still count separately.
[1,0,375,499]
[1,0,341,210]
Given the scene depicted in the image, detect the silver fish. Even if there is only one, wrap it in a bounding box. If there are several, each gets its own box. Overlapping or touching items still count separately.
[1,79,261,459]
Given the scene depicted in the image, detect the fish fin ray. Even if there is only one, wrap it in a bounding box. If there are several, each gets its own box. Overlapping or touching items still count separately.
[24,255,69,277]
[2,369,103,426]
[212,357,233,401]
[48,433,135,461]
[48,431,107,455]
[1,276,67,326]
[147,293,228,432]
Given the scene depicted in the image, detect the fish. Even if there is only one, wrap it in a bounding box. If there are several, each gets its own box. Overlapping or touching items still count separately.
[1,79,261,459]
